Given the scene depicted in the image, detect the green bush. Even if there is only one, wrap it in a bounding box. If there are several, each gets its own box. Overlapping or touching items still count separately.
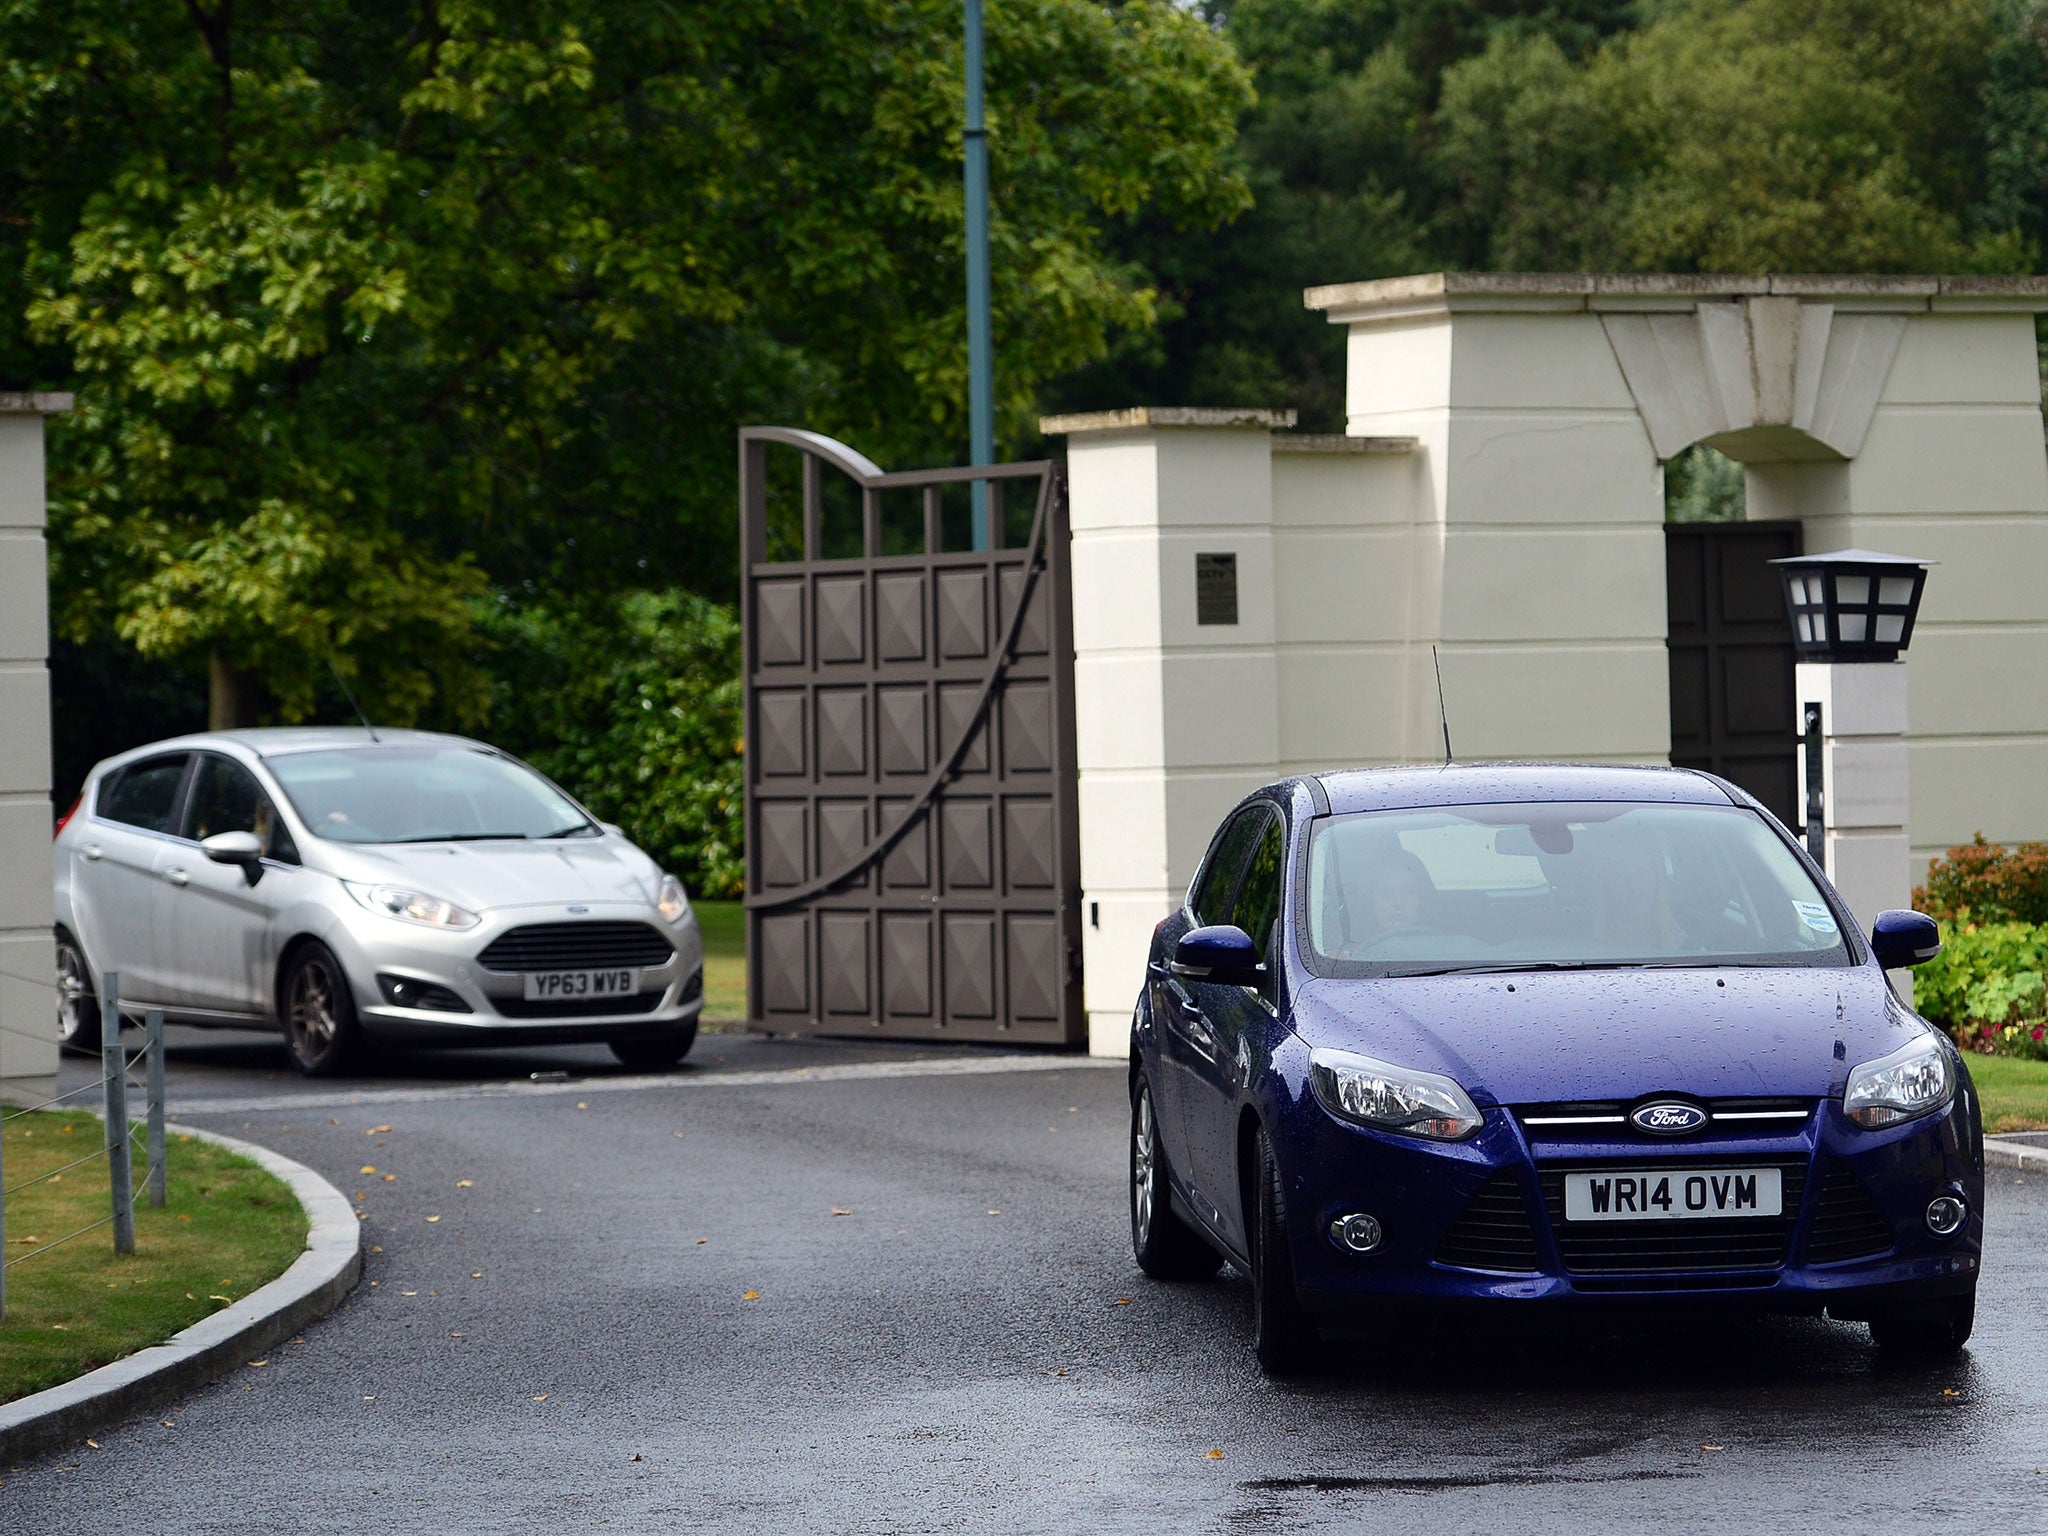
[1913,920,2048,1061]
[1914,833,2048,924]
[480,590,743,898]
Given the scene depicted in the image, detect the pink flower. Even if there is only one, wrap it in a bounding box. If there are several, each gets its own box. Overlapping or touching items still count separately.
[2033,1025,2044,1042]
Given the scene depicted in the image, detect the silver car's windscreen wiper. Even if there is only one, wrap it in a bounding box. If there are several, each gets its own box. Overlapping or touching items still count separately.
[539,823,598,839]
[391,832,532,843]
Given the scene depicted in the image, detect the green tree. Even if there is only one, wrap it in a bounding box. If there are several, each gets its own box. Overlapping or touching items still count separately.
[2,0,1251,727]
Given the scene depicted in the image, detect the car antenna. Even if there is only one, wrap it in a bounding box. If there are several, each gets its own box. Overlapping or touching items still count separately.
[1433,644,1453,764]
[328,660,380,743]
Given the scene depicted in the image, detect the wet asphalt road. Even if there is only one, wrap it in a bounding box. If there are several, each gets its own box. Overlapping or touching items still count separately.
[5,1026,2047,1534]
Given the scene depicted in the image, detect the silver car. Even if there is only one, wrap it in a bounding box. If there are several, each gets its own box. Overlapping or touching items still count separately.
[52,728,705,1074]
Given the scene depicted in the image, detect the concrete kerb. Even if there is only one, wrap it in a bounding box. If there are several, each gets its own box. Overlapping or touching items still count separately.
[1984,1135,2048,1173]
[0,1122,361,1462]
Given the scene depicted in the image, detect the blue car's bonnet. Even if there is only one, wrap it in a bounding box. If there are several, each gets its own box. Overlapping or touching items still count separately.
[1290,963,1918,1105]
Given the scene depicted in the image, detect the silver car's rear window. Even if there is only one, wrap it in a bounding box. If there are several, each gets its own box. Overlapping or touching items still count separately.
[1305,800,1853,976]
[267,747,592,844]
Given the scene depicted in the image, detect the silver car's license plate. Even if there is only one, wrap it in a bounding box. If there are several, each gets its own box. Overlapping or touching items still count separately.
[1564,1167,1782,1222]
[521,968,639,1003]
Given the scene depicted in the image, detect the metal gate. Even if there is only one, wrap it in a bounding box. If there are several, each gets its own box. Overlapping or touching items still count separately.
[1665,519,1804,827]
[738,429,1082,1045]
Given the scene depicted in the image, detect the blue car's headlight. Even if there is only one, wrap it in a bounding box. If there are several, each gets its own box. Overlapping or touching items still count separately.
[1843,1033,1956,1129]
[1309,1048,1483,1141]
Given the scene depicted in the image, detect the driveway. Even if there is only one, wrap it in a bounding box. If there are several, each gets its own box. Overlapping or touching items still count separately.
[5,1027,2046,1533]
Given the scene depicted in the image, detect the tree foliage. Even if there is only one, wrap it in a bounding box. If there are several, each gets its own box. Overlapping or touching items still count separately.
[2,0,1251,724]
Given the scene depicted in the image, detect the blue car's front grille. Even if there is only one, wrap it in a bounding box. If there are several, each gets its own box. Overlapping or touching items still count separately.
[1515,1099,1813,1140]
[1536,1158,1808,1275]
[1804,1163,1895,1264]
[1435,1175,1541,1273]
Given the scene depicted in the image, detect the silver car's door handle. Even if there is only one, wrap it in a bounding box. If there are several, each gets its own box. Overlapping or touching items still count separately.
[163,866,190,887]
[81,843,103,861]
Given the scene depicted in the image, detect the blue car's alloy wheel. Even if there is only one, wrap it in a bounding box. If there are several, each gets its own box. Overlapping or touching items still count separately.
[1130,1075,1220,1281]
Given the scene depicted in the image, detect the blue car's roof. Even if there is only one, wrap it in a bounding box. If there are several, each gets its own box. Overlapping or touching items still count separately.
[1308,763,1737,815]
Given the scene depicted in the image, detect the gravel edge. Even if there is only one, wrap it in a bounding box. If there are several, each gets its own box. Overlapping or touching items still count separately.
[0,1124,360,1462]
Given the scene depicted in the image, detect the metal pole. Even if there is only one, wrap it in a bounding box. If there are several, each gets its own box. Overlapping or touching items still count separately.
[964,0,994,550]
[146,1008,166,1208]
[1803,701,1826,867]
[100,971,135,1254]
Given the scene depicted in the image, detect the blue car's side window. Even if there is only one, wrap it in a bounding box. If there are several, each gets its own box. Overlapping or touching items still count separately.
[1191,808,1266,926]
[1233,816,1287,966]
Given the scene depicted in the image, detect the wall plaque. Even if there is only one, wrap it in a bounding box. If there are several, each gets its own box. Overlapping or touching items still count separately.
[1195,552,1238,626]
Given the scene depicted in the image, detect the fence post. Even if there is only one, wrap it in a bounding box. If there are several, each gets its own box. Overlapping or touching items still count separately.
[146,1008,166,1208]
[100,971,135,1255]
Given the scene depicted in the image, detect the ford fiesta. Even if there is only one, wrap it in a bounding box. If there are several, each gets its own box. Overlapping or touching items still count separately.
[1128,764,1982,1374]
[53,729,705,1075]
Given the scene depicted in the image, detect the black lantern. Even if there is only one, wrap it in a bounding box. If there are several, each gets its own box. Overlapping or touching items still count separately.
[1769,549,1932,663]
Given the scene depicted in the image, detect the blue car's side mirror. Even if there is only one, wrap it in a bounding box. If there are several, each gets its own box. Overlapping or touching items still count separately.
[1172,925,1264,988]
[1870,909,1942,970]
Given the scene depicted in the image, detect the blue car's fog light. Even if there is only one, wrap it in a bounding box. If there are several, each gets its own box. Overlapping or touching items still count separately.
[1926,1194,1967,1236]
[1330,1213,1384,1253]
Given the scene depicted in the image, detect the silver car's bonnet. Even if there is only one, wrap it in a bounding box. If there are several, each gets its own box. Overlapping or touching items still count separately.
[311,835,661,913]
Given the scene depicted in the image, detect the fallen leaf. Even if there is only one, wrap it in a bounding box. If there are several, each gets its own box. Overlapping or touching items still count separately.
[987,1209,1001,1216]
[1051,1368,1068,1377]
[366,1126,391,1135]
[247,1360,268,1369]
[208,1295,232,1304]
[1701,1445,1725,1453]
[1113,1298,1132,1307]
[9,1236,38,1245]
[831,1208,852,1217]
[360,1166,377,1175]
[330,1118,339,1125]
[457,1180,473,1188]
[162,1421,175,1427]
[370,1246,383,1254]
[177,1214,191,1222]
[382,1174,396,1183]
[672,1131,685,1139]
[1943,1389,1961,1398]
[471,1271,483,1279]
[629,1453,643,1462]
[363,1396,375,1402]
[696,1238,708,1246]
[1066,1107,1078,1113]
[401,1291,418,1297]
[51,1324,67,1331]
[85,1440,99,1449]
[576,1101,588,1109]
[742,1290,760,1301]
[450,1332,463,1338]
[1205,1449,1224,1460]
[532,1394,549,1402]
[425,1215,441,1223]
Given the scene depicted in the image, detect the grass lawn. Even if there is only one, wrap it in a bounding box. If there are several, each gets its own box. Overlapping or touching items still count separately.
[695,898,745,1024]
[1,1111,308,1403]
[1965,1054,2048,1134]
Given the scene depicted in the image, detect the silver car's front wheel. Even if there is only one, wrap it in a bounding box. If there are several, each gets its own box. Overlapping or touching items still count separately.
[55,931,102,1054]
[283,942,362,1077]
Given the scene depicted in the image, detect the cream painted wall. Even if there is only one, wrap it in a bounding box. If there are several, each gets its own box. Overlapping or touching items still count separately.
[0,398,64,1103]
[1054,275,2048,1057]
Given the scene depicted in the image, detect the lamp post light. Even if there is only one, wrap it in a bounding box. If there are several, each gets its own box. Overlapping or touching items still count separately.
[1769,549,1934,941]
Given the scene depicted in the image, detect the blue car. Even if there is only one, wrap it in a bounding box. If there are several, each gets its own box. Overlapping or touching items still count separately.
[1128,764,1982,1374]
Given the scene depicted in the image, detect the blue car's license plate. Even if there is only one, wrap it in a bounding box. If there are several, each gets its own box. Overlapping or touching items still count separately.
[1564,1167,1783,1222]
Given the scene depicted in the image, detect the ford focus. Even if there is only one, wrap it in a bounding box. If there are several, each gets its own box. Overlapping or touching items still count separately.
[54,729,705,1075]
[1128,764,1982,1373]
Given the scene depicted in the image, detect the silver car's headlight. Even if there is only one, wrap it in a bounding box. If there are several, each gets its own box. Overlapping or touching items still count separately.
[1844,1033,1955,1129]
[343,881,481,930]
[656,873,689,926]
[1309,1048,1484,1141]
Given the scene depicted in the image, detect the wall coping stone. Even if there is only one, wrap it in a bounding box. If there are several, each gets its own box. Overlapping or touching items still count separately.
[1040,406,1295,435]
[1306,272,2048,322]
[0,392,74,414]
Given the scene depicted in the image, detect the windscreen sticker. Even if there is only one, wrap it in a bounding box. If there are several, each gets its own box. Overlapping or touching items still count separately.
[1794,901,1838,934]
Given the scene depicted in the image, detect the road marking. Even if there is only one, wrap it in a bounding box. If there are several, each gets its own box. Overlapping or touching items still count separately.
[166,1053,1122,1117]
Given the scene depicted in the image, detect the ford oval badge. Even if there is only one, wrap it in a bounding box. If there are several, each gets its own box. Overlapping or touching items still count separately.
[1631,1100,1708,1136]
[567,905,590,915]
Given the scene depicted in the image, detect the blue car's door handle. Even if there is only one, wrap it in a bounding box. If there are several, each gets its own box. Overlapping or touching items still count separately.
[1164,980,1217,1058]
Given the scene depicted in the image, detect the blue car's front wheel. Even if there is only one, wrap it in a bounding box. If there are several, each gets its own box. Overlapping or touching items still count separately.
[1252,1130,1322,1376]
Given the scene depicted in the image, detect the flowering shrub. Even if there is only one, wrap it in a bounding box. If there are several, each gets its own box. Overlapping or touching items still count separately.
[1913,920,2048,1061]
[1915,834,2048,925]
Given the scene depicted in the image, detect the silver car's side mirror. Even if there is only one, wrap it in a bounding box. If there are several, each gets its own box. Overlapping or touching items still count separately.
[201,830,265,885]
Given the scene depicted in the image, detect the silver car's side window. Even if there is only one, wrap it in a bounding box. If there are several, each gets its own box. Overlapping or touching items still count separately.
[97,754,190,834]
[184,754,300,864]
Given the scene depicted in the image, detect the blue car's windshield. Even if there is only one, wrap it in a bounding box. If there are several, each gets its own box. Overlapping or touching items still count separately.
[267,746,595,844]
[1305,801,1853,975]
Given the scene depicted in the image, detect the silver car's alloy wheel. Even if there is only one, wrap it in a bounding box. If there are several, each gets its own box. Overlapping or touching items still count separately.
[288,957,341,1051]
[55,936,97,1049]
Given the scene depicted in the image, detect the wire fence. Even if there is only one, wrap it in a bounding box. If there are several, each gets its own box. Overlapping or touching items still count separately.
[0,972,170,1321]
